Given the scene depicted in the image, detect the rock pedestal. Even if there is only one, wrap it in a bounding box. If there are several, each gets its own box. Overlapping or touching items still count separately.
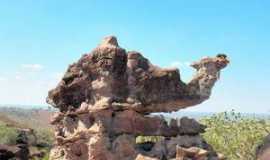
[47,36,229,160]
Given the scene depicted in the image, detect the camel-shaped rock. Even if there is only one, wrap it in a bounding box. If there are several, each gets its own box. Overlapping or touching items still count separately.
[47,36,229,160]
[47,36,229,113]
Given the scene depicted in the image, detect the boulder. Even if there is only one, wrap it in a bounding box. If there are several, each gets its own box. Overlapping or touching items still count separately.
[0,144,29,160]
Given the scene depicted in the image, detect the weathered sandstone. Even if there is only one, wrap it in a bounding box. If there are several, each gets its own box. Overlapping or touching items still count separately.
[47,36,229,160]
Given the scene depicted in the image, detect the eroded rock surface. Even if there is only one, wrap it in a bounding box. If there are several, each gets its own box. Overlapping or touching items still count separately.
[48,36,229,160]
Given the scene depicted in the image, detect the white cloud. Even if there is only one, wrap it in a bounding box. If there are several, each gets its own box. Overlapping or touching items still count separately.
[21,64,44,71]
[170,61,191,68]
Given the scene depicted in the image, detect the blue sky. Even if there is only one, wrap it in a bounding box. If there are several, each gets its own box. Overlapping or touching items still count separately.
[0,0,269,113]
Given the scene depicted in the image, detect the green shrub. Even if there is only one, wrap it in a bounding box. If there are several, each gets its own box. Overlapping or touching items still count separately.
[0,122,19,145]
[35,128,54,147]
[136,136,163,144]
[41,154,49,160]
[200,110,270,160]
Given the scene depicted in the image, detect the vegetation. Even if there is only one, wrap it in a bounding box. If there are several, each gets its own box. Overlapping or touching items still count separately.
[201,110,270,160]
[136,135,163,144]
[0,122,19,145]
[35,128,54,147]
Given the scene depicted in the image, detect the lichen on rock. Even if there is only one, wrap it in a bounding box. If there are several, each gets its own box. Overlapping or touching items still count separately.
[47,36,229,160]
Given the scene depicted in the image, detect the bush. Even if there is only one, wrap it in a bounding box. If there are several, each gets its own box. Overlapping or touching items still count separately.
[35,128,54,147]
[136,136,163,144]
[0,122,19,145]
[200,110,270,160]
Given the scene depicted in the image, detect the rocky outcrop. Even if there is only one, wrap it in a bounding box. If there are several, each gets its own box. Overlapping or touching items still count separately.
[47,36,229,160]
[0,144,29,160]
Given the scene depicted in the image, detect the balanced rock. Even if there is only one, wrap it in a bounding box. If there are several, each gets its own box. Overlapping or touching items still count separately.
[47,36,229,160]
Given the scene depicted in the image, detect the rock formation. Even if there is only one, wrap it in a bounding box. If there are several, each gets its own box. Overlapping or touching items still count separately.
[0,144,29,160]
[47,36,229,160]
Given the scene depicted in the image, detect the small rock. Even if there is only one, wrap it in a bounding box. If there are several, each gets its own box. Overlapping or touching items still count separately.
[179,117,206,135]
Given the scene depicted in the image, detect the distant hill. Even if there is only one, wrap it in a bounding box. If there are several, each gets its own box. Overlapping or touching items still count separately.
[154,110,270,120]
[0,106,55,131]
[0,112,28,129]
